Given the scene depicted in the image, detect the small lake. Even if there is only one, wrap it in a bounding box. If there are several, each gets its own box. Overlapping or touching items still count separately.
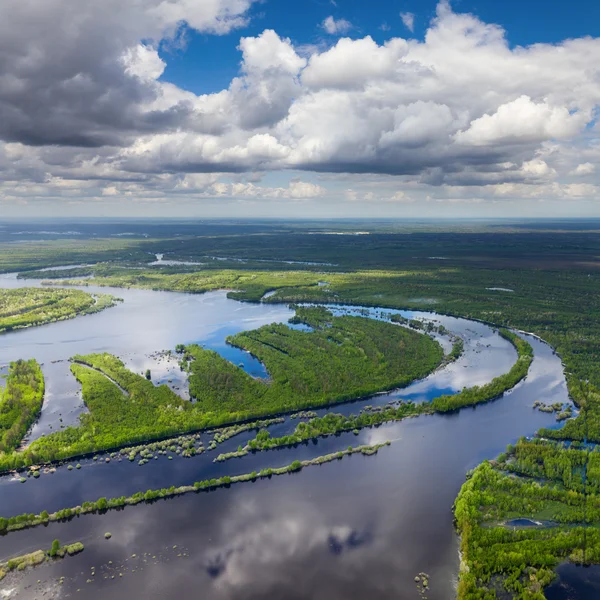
[0,273,580,600]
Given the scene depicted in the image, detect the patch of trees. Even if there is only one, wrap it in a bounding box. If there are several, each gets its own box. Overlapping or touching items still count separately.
[430,330,533,412]
[0,287,118,333]
[0,359,44,453]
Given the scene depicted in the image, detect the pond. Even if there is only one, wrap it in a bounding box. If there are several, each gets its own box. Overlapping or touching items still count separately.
[0,273,578,599]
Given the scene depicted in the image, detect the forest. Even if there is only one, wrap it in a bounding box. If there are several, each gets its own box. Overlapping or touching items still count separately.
[454,433,600,598]
[0,359,44,453]
[0,287,118,333]
[190,306,444,414]
[216,330,532,461]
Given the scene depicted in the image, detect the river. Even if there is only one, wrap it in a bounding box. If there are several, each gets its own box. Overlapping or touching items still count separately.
[0,273,577,599]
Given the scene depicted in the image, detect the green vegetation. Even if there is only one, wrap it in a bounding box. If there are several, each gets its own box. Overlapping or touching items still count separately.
[47,269,327,302]
[0,359,44,453]
[216,405,429,461]
[0,287,119,333]
[0,443,390,534]
[448,337,465,362]
[188,306,444,415]
[0,541,84,581]
[454,439,600,599]
[430,330,533,412]
[0,309,440,472]
[216,330,532,462]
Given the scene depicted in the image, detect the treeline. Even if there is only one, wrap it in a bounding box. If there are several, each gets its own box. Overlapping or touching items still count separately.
[0,359,44,453]
[217,404,428,461]
[430,330,533,412]
[0,443,389,532]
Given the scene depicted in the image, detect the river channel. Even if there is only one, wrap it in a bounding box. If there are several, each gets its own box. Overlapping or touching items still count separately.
[0,273,575,599]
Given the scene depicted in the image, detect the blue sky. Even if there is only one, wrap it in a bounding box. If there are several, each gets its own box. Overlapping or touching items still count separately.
[161,0,600,95]
[1,0,599,218]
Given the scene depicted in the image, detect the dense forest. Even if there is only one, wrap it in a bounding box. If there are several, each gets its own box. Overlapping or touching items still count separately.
[190,306,444,414]
[216,331,532,461]
[454,434,600,598]
[0,359,44,453]
[0,288,118,333]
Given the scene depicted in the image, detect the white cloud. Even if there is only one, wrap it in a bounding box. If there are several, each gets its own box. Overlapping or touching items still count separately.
[122,44,166,81]
[287,180,325,198]
[1,0,600,212]
[455,96,585,146]
[571,162,595,176]
[400,12,415,32]
[209,179,325,199]
[302,37,408,90]
[321,16,352,35]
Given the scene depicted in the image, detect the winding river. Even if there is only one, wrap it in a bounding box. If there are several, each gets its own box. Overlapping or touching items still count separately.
[0,273,574,600]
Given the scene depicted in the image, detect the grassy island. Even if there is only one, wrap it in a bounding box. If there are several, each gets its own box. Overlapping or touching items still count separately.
[0,540,84,581]
[0,359,44,453]
[0,287,119,333]
[188,306,444,415]
[0,308,442,472]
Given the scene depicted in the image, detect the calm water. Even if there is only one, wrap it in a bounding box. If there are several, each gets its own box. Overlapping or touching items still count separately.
[0,274,582,599]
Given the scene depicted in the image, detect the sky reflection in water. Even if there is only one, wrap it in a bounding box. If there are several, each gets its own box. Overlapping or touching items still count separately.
[0,276,580,599]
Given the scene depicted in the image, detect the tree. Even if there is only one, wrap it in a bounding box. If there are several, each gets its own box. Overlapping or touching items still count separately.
[145,369,151,380]
[49,539,60,557]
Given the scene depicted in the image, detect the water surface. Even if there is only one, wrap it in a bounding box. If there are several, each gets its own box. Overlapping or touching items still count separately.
[0,276,576,600]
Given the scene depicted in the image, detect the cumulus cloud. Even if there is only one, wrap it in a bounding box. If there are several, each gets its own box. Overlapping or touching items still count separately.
[321,16,352,35]
[571,162,595,176]
[0,0,599,209]
[455,96,585,146]
[400,12,415,32]
[0,0,258,146]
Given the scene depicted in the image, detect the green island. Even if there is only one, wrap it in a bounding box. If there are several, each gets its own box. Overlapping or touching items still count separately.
[215,330,532,462]
[0,540,84,581]
[0,443,390,534]
[0,287,120,333]
[0,359,44,453]
[187,305,444,415]
[0,307,442,472]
